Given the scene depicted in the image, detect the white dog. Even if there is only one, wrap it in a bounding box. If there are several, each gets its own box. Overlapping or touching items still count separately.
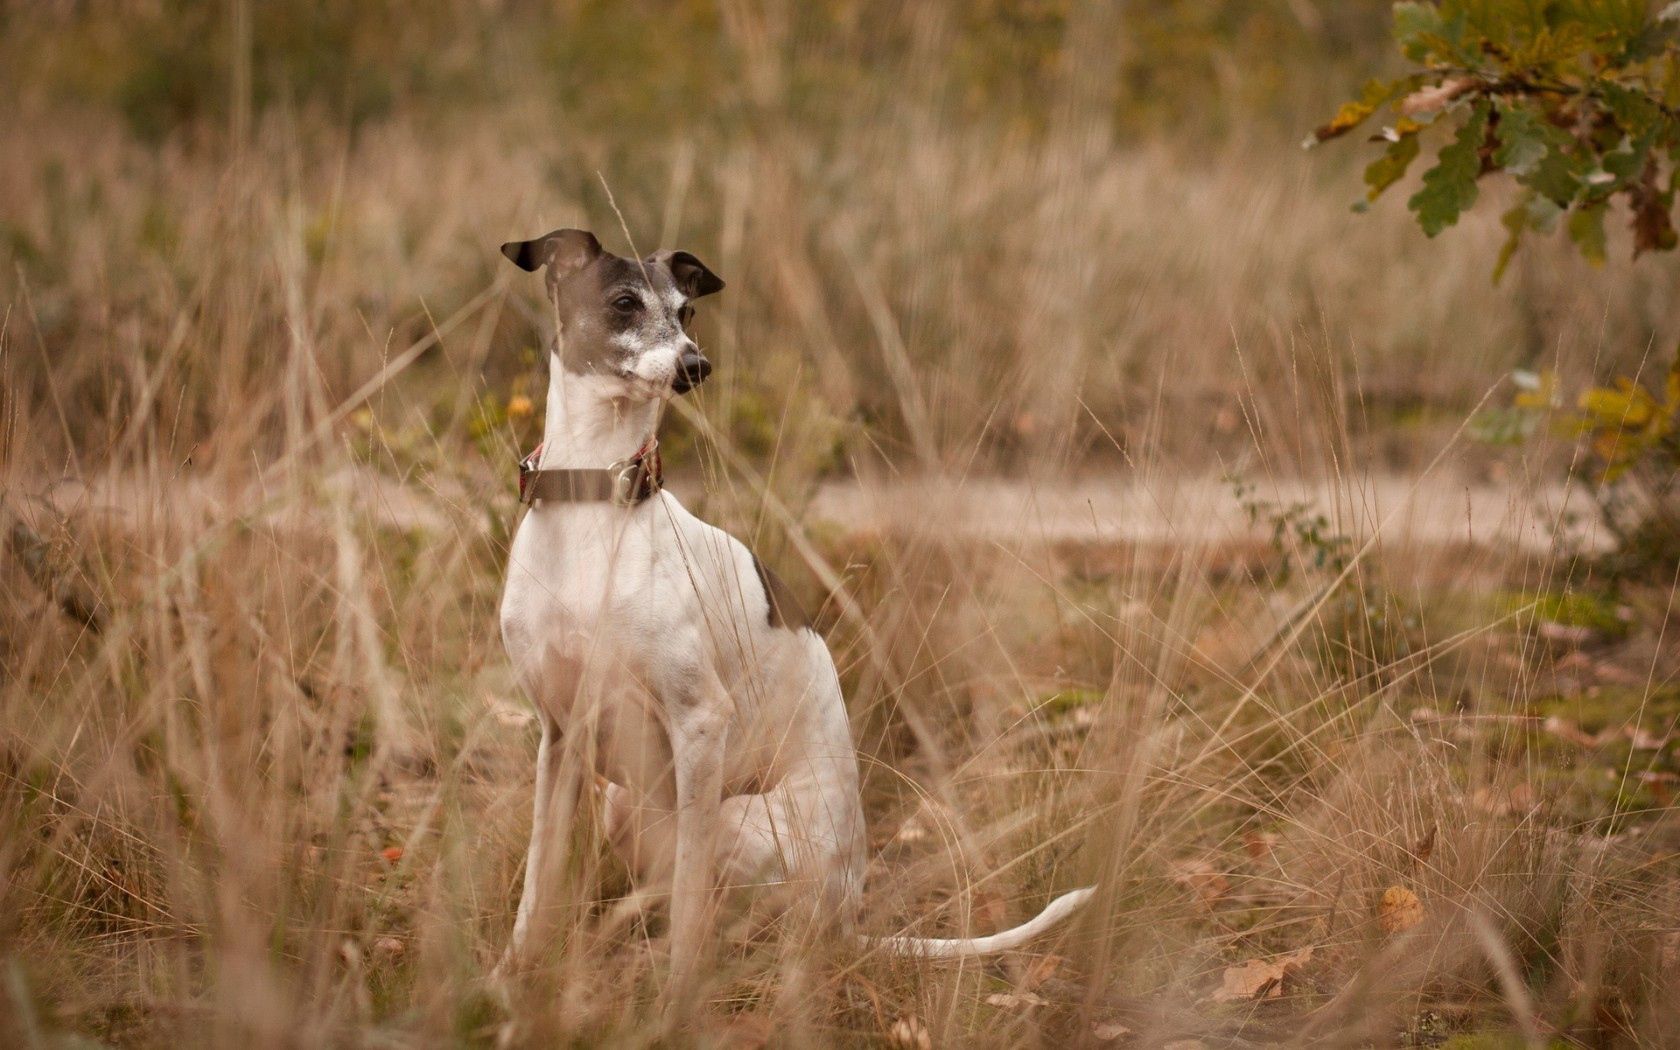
[495,229,1092,995]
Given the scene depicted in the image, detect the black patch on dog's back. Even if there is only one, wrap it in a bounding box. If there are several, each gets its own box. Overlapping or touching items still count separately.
[750,552,809,631]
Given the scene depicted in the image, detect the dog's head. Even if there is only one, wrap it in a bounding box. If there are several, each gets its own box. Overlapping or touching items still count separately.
[501,229,723,400]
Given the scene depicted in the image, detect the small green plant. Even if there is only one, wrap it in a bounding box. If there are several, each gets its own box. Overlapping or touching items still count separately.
[1229,477,1422,679]
[1314,0,1680,278]
[1230,477,1354,585]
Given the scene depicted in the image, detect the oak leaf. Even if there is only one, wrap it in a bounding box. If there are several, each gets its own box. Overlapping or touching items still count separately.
[1171,858,1231,908]
[1377,885,1424,934]
[1210,946,1314,1003]
[985,991,1050,1011]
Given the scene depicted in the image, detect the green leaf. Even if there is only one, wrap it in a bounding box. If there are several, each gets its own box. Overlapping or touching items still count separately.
[1490,190,1561,282]
[1601,83,1664,136]
[1602,124,1659,190]
[1469,406,1542,445]
[1493,103,1548,176]
[1519,122,1590,205]
[1409,100,1491,237]
[1567,200,1609,263]
[1493,199,1529,284]
[1365,132,1423,200]
[1394,2,1461,62]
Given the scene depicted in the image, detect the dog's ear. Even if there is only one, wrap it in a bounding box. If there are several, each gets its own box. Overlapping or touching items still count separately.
[500,229,602,278]
[654,250,725,299]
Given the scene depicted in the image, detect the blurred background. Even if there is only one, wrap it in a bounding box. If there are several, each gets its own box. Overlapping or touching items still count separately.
[5,0,1675,477]
[4,3,1680,1047]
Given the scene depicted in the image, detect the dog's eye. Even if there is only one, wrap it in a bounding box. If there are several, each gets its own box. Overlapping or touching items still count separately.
[678,305,694,326]
[612,294,640,312]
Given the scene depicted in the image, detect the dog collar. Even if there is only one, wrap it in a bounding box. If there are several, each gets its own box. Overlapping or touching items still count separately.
[517,438,663,507]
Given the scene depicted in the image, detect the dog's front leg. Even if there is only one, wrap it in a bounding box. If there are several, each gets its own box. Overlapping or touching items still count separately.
[497,711,565,979]
[662,688,730,1018]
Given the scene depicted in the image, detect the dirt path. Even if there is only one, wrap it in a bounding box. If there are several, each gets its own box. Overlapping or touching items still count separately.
[808,473,1605,555]
[17,466,1603,558]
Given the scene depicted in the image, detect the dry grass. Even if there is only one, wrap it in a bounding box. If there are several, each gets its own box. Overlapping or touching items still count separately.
[4,3,1680,1047]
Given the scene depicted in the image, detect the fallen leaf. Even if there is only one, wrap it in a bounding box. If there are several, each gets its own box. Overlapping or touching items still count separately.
[380,845,404,864]
[974,889,1009,931]
[1398,76,1476,117]
[1471,781,1539,818]
[1625,725,1671,751]
[1636,771,1678,806]
[1210,946,1314,1003]
[1544,715,1599,748]
[893,816,929,844]
[1538,621,1596,647]
[373,936,405,958]
[1411,825,1436,865]
[1171,858,1231,908]
[985,991,1050,1011]
[1092,1020,1133,1041]
[1018,953,1064,991]
[1377,885,1424,934]
[888,1016,932,1050]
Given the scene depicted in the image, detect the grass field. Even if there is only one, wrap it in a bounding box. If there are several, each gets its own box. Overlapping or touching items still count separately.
[4,3,1680,1047]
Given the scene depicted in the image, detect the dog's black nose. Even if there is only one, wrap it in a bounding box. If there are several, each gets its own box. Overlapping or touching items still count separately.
[672,351,711,394]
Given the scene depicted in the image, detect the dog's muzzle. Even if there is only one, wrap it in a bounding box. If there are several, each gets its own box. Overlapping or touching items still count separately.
[672,351,711,395]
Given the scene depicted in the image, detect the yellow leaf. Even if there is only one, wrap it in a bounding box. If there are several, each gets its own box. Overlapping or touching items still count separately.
[1314,99,1377,142]
[1377,885,1424,934]
[1579,387,1633,423]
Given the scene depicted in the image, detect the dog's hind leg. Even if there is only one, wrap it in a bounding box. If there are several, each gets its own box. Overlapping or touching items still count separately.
[715,772,864,914]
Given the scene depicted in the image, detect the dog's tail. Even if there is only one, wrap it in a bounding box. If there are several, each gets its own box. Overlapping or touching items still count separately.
[860,885,1094,958]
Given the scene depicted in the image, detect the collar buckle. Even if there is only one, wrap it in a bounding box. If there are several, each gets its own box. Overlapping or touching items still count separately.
[518,443,544,505]
[607,441,662,506]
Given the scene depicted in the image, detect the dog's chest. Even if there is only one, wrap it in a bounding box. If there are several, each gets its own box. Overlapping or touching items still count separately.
[500,504,682,675]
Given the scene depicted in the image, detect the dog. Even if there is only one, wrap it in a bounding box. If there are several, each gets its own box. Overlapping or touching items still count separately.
[495,228,1092,996]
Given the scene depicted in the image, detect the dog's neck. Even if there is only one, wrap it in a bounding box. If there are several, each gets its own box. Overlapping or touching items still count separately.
[539,353,660,469]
